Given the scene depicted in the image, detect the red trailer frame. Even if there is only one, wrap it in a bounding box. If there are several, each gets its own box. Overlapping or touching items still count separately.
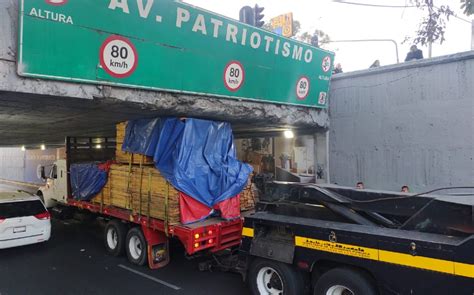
[68,199,243,269]
[62,137,244,269]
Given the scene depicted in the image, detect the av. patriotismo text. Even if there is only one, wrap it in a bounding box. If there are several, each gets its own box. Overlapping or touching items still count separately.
[108,0,315,64]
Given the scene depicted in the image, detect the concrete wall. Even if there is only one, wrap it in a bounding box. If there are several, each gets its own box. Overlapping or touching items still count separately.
[0,148,25,182]
[0,148,57,184]
[329,51,474,192]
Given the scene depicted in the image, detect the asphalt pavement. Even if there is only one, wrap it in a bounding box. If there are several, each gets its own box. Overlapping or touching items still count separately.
[0,183,250,295]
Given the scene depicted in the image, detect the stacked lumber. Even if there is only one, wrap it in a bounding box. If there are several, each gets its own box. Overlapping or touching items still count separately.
[92,121,256,224]
[115,122,154,165]
[93,164,180,225]
[240,179,255,211]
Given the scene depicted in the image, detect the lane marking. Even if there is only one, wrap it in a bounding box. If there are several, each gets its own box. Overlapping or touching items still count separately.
[118,264,181,290]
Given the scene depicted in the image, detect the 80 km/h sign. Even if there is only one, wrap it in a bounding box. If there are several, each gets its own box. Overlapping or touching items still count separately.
[223,61,245,92]
[296,76,310,100]
[99,35,138,78]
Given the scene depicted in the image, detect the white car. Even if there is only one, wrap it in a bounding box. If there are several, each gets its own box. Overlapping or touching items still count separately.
[0,191,51,249]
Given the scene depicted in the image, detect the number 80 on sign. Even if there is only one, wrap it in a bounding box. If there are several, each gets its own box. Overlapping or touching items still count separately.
[223,61,245,92]
[99,35,138,78]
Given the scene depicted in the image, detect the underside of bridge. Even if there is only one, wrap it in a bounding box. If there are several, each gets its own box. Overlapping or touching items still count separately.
[0,83,328,147]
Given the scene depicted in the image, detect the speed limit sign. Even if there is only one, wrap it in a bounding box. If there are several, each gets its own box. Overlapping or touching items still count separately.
[295,76,310,100]
[223,61,245,92]
[99,35,138,78]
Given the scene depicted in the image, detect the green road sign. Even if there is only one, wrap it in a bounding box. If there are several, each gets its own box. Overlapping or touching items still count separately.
[18,0,334,108]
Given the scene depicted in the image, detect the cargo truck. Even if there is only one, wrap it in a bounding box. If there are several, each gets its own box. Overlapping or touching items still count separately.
[37,137,244,269]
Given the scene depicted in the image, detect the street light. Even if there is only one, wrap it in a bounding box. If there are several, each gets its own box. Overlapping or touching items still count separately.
[40,144,46,150]
[284,130,294,139]
[326,39,400,63]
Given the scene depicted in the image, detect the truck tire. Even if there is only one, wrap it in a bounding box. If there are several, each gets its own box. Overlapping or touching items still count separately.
[314,268,377,295]
[125,227,148,266]
[248,258,304,295]
[104,220,127,257]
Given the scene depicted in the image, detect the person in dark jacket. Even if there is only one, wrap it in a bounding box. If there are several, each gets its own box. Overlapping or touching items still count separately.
[333,63,343,74]
[369,60,380,68]
[405,45,424,61]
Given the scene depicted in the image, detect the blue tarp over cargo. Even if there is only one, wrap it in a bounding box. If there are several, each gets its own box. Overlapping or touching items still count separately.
[122,117,253,208]
[70,163,108,201]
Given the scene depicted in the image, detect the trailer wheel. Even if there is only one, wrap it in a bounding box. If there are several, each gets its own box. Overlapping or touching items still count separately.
[125,227,148,266]
[104,220,127,257]
[314,268,377,295]
[249,258,304,295]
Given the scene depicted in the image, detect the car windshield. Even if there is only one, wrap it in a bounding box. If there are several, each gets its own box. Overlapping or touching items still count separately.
[0,200,45,219]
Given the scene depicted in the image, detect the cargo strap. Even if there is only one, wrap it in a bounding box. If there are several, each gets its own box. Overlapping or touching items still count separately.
[164,182,169,237]
[138,157,144,218]
[147,170,152,225]
[127,153,133,209]
[100,189,104,213]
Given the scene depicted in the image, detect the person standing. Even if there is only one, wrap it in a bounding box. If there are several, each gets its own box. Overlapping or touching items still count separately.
[333,63,343,74]
[369,60,380,68]
[405,45,424,61]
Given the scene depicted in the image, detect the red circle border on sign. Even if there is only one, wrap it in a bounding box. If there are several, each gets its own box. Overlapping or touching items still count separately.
[223,61,245,92]
[295,75,310,100]
[99,35,138,79]
[45,0,69,6]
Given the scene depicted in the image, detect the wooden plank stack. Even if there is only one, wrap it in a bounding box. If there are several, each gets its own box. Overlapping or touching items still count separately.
[240,179,256,211]
[115,122,154,165]
[92,121,255,225]
[93,164,181,225]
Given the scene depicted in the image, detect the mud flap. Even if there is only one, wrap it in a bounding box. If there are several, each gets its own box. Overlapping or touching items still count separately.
[141,225,170,269]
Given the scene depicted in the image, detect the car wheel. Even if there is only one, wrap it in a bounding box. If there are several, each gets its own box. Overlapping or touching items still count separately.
[125,227,148,266]
[104,220,127,256]
[248,258,304,295]
[314,268,377,295]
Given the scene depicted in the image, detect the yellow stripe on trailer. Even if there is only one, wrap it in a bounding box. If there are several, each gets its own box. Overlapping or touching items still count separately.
[242,227,254,237]
[294,235,474,279]
[378,250,454,275]
[295,236,379,261]
[454,262,474,278]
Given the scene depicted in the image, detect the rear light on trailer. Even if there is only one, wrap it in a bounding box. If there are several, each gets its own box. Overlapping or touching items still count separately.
[194,233,200,239]
[194,242,200,248]
[208,239,214,244]
[208,230,213,235]
[34,211,51,220]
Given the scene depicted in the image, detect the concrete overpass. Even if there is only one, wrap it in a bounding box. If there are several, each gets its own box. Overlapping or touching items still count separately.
[0,1,329,147]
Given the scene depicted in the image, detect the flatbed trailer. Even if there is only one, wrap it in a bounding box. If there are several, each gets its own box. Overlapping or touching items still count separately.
[39,137,243,269]
[237,182,474,295]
